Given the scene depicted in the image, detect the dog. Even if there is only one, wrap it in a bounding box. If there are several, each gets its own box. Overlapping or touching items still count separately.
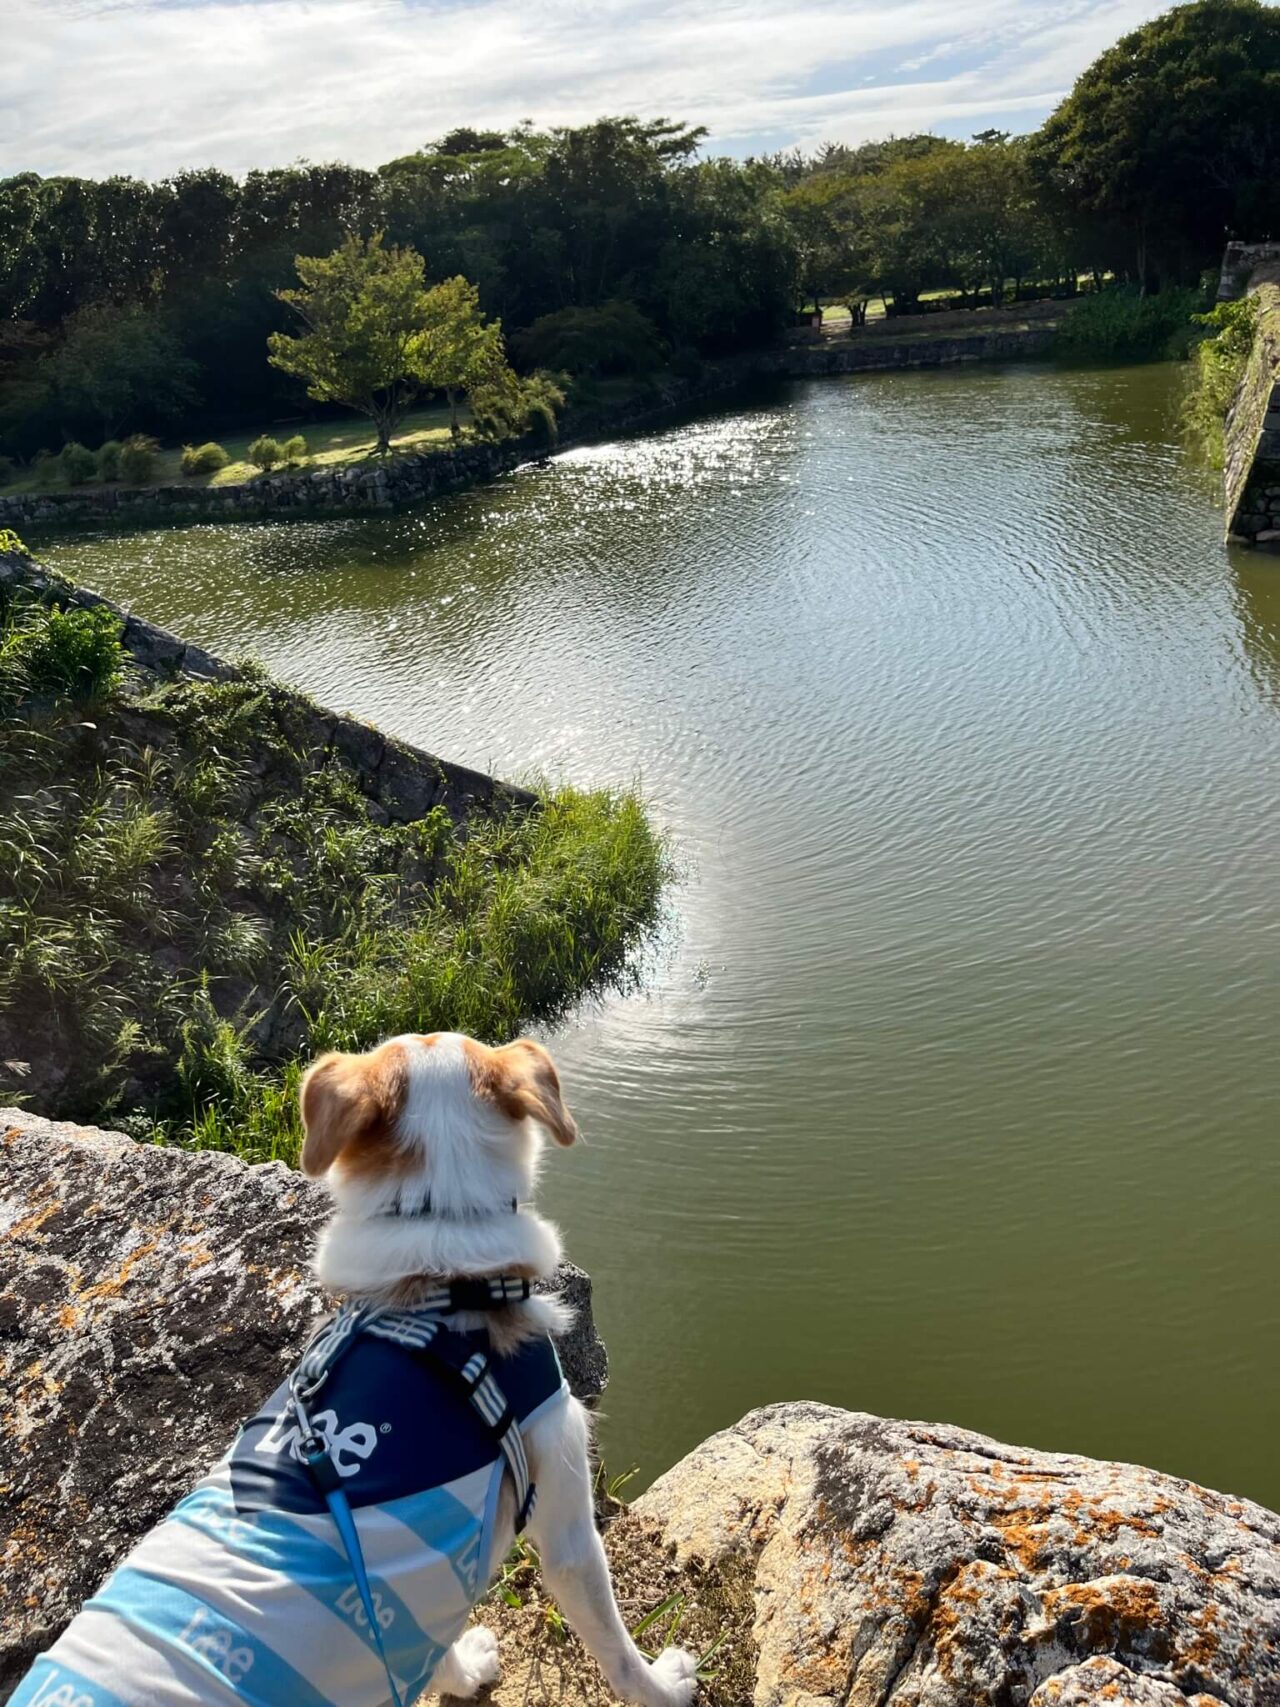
[11,1033,699,1707]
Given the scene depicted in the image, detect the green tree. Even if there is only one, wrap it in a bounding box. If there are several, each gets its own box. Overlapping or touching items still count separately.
[414,273,504,437]
[1029,0,1280,287]
[34,302,198,441]
[269,233,531,451]
[268,233,442,452]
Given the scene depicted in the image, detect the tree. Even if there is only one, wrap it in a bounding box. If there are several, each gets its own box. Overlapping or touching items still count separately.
[1029,0,1280,286]
[414,274,505,437]
[269,233,535,451]
[34,302,198,441]
[269,233,443,452]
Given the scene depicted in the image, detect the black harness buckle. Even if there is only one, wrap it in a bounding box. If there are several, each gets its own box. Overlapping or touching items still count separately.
[449,1276,530,1311]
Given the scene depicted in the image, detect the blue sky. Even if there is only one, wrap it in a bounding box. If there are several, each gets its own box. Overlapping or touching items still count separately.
[2,0,1173,179]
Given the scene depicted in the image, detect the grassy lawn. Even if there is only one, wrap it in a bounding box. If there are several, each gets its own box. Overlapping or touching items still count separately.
[2,402,465,496]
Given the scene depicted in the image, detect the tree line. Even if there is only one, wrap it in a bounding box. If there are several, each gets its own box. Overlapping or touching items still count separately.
[2,0,1278,462]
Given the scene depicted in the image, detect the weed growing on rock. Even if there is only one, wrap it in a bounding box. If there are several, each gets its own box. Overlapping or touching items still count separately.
[1182,296,1258,469]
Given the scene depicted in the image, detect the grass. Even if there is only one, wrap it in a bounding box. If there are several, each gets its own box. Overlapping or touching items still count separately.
[1,403,468,496]
[0,580,669,1158]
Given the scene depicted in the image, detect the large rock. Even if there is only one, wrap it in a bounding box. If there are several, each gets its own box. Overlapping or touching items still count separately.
[636,1403,1280,1707]
[0,1109,606,1694]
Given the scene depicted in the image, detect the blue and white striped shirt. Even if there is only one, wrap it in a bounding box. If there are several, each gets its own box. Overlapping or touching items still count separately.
[11,1328,568,1707]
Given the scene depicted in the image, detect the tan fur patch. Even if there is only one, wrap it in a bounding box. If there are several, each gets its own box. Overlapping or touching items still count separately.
[463,1037,578,1146]
[298,1040,410,1178]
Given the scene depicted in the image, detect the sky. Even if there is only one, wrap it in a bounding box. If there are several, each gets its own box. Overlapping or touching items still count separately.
[2,0,1175,181]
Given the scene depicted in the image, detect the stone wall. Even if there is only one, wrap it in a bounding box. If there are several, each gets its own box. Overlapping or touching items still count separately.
[0,548,532,824]
[0,319,1059,532]
[763,322,1058,378]
[1217,240,1280,302]
[0,1108,607,1694]
[0,434,531,531]
[1221,265,1280,546]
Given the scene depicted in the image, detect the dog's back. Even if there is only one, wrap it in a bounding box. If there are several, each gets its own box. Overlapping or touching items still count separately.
[12,1328,568,1707]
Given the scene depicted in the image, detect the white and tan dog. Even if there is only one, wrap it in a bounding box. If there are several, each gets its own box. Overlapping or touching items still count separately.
[9,1031,698,1707]
[301,1030,699,1707]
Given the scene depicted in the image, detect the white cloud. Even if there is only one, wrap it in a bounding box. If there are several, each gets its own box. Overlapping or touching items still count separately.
[0,0,1170,179]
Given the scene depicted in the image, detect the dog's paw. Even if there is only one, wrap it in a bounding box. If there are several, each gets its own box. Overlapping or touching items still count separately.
[439,1626,501,1697]
[648,1646,699,1707]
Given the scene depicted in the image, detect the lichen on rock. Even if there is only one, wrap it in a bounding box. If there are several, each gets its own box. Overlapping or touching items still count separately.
[635,1403,1280,1707]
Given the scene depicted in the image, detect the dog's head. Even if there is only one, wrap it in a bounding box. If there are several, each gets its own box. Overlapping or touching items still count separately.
[298,1032,576,1214]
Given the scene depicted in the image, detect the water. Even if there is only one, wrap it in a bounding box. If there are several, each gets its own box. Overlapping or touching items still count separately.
[35,362,1280,1510]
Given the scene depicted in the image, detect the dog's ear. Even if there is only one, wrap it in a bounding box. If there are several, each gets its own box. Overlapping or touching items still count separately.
[495,1039,578,1147]
[299,1045,407,1177]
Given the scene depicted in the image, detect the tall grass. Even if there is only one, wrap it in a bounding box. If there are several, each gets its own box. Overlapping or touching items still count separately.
[0,589,669,1162]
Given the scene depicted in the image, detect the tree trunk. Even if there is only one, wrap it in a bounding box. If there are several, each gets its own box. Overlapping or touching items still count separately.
[447,387,460,439]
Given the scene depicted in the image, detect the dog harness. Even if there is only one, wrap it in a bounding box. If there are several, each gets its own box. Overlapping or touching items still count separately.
[11,1281,569,1707]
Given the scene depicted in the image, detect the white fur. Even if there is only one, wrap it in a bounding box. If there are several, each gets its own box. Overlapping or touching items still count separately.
[308,1032,698,1707]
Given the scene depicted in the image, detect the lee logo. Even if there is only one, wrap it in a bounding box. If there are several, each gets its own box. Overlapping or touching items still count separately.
[337,1581,395,1633]
[178,1609,254,1686]
[29,1673,97,1707]
[255,1406,378,1477]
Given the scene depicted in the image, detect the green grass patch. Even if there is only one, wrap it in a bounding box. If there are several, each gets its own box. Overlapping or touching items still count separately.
[2,403,469,495]
[0,588,668,1160]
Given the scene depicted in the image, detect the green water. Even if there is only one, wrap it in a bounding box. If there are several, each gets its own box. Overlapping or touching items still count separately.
[36,362,1280,1510]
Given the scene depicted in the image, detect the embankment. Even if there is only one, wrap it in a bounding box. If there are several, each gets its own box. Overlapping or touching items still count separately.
[0,549,663,1129]
[0,547,529,824]
[3,1108,1276,1707]
[1221,261,1280,546]
[0,315,1059,531]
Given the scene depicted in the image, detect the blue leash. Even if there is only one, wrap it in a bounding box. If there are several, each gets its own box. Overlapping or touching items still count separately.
[288,1299,537,1707]
[296,1394,407,1707]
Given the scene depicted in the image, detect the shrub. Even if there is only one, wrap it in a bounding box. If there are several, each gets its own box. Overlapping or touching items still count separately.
[30,450,58,488]
[1058,285,1208,362]
[0,455,15,488]
[281,434,308,464]
[119,434,160,484]
[247,434,284,471]
[180,441,230,477]
[1182,297,1258,469]
[59,441,98,486]
[0,600,125,709]
[96,439,123,480]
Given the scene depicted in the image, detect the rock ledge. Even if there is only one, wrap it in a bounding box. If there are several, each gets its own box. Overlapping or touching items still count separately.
[636,1402,1279,1707]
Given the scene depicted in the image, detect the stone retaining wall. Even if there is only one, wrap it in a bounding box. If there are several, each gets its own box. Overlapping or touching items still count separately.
[0,548,532,823]
[0,322,1059,531]
[1222,264,1280,546]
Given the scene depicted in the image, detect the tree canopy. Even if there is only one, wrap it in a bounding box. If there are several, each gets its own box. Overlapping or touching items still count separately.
[1029,0,1280,285]
[3,4,1279,459]
[267,234,528,451]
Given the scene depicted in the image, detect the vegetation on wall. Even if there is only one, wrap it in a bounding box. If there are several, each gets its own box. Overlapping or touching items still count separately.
[1182,296,1260,467]
[0,585,669,1160]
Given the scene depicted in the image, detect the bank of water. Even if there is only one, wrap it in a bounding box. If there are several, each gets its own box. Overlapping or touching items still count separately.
[34,362,1280,1508]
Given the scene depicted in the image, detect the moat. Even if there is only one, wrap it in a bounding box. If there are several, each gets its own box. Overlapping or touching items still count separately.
[34,360,1280,1510]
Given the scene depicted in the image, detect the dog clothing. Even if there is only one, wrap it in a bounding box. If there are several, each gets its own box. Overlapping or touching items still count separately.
[10,1310,569,1707]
